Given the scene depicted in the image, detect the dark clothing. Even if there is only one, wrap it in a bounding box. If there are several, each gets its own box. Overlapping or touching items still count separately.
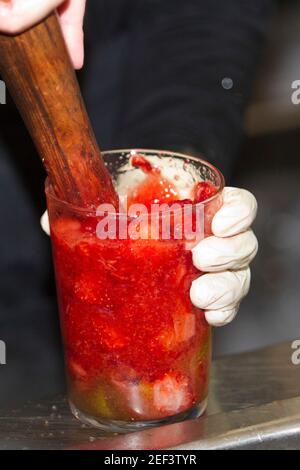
[0,0,273,407]
[83,0,273,178]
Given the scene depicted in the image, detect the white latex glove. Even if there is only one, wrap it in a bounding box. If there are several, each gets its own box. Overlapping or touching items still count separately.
[41,187,258,328]
[190,187,258,326]
[0,0,86,69]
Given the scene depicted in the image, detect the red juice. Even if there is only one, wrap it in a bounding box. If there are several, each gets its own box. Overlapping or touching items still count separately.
[46,150,224,430]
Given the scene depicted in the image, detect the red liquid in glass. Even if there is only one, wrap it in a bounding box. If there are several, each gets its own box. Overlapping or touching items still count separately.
[50,156,217,421]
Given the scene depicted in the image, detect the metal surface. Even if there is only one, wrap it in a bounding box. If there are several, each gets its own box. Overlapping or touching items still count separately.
[0,342,299,450]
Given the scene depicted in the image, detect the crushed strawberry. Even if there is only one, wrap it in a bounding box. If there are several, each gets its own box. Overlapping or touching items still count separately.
[194,181,217,203]
[153,372,194,414]
[131,154,157,174]
[51,153,215,421]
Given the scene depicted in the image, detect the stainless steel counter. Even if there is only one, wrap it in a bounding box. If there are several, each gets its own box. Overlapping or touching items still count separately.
[1,342,299,450]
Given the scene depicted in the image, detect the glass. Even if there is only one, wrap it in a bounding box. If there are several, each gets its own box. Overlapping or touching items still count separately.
[46,149,224,432]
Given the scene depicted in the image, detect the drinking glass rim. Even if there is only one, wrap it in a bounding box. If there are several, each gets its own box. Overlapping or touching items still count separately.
[45,148,225,216]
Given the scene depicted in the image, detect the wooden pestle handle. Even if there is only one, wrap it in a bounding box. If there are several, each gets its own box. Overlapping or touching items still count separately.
[0,12,118,208]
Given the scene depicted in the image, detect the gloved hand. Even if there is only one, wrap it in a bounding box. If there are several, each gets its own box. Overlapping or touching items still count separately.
[190,187,258,326]
[0,0,86,69]
[41,186,258,328]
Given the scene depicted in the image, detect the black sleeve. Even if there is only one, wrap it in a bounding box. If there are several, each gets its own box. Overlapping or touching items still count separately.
[113,0,274,179]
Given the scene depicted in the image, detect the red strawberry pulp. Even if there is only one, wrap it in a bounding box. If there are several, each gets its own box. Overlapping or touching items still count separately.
[49,155,218,422]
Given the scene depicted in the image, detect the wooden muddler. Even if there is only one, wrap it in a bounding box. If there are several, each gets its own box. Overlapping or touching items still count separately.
[0,12,118,208]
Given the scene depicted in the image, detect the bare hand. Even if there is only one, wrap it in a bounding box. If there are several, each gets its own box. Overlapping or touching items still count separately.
[0,0,86,69]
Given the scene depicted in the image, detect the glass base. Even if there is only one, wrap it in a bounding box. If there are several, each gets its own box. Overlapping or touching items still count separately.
[69,398,207,433]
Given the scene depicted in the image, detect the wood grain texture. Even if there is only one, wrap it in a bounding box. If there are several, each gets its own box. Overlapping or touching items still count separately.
[0,12,118,208]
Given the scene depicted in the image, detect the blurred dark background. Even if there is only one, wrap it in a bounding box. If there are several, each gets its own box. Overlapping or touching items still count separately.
[0,0,299,407]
